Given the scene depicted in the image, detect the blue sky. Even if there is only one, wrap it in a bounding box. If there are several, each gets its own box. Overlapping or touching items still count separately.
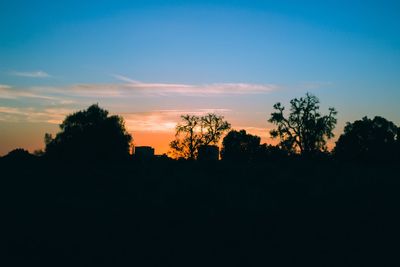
[1,0,400,154]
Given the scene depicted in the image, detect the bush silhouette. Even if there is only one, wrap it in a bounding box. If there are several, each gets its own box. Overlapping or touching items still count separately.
[45,104,132,161]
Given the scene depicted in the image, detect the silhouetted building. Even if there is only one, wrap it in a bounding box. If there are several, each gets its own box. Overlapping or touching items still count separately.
[134,146,155,159]
[197,145,219,161]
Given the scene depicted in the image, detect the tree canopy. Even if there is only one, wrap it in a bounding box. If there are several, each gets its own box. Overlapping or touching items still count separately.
[334,116,399,161]
[268,93,337,156]
[45,104,132,161]
[169,114,231,159]
[221,130,261,162]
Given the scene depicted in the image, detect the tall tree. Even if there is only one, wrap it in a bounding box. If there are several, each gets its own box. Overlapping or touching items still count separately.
[45,104,132,161]
[169,114,230,159]
[268,93,337,155]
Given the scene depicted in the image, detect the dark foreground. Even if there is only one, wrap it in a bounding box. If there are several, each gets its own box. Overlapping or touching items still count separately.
[1,157,400,266]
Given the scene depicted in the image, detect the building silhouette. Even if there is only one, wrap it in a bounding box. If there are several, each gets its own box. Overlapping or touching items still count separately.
[134,146,155,159]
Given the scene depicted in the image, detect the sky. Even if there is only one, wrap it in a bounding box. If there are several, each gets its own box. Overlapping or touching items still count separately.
[1,0,400,155]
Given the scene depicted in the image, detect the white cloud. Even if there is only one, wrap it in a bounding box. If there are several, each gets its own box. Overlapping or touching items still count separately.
[0,84,11,89]
[123,109,232,133]
[0,105,232,132]
[0,77,279,136]
[124,113,177,133]
[0,85,58,100]
[111,75,280,96]
[9,70,51,78]
[111,74,140,84]
[0,106,72,124]
[0,78,280,103]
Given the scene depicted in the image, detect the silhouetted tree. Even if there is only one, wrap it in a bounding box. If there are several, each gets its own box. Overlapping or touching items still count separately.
[221,130,261,162]
[169,115,203,160]
[2,148,35,161]
[169,114,230,159]
[334,116,399,162]
[268,93,337,156]
[201,113,231,145]
[45,104,132,161]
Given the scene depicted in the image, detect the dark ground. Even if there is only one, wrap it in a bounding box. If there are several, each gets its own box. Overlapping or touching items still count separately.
[1,157,400,266]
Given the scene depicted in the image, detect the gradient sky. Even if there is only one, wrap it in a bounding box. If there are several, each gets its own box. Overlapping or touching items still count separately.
[1,0,400,155]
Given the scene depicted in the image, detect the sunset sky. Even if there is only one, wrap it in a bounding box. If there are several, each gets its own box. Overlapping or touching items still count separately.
[1,0,400,155]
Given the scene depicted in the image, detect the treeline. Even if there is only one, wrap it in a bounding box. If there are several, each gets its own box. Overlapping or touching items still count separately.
[1,93,399,163]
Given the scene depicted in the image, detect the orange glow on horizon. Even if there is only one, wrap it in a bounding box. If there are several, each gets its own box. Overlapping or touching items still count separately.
[131,129,276,156]
[132,131,176,155]
[0,122,337,157]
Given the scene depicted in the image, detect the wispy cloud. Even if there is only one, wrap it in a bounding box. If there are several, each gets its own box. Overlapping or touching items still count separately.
[0,77,279,138]
[124,112,177,133]
[9,70,51,78]
[112,75,280,96]
[0,105,232,132]
[123,109,232,133]
[1,78,279,102]
[0,84,11,89]
[0,106,72,124]
[111,74,139,83]
[0,85,59,100]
